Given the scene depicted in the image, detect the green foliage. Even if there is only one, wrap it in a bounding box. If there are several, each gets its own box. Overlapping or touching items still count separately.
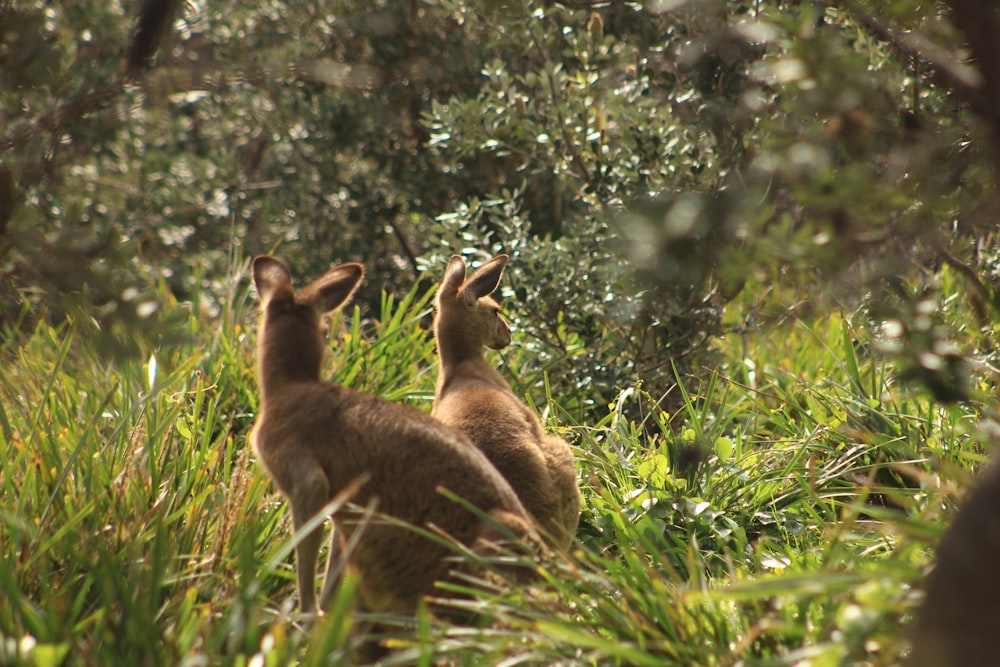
[414,0,997,423]
[3,0,998,425]
[3,258,989,664]
[420,3,738,419]
[0,267,483,665]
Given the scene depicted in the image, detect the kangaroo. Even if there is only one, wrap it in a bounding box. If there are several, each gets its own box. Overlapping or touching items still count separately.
[906,456,1000,666]
[249,256,538,620]
[431,254,581,551]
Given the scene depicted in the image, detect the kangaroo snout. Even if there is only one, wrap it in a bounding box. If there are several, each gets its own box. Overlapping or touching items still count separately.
[487,317,511,350]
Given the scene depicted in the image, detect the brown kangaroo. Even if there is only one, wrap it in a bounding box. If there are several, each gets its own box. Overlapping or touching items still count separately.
[431,254,581,551]
[906,457,1000,666]
[250,256,538,618]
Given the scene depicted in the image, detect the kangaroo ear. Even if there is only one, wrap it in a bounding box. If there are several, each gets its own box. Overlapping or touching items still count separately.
[300,263,365,313]
[441,255,467,292]
[253,256,293,302]
[462,254,508,300]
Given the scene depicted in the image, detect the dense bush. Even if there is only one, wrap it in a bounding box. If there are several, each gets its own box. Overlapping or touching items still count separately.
[6,0,997,417]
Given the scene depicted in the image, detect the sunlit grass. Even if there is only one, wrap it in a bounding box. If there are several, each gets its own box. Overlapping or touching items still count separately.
[0,264,994,665]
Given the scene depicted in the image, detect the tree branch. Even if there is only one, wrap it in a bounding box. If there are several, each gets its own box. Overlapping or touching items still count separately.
[832,1,982,104]
[945,0,1000,173]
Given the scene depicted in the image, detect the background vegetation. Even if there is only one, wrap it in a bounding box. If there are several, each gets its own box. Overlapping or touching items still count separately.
[2,0,1000,664]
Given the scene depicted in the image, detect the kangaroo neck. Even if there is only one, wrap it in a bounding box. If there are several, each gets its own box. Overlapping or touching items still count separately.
[434,327,481,365]
[258,328,323,404]
[436,351,510,396]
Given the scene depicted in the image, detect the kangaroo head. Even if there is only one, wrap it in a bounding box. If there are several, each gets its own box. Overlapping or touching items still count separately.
[253,256,365,381]
[436,254,512,352]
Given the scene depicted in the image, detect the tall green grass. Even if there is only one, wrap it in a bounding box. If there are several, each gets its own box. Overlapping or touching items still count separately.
[0,265,992,665]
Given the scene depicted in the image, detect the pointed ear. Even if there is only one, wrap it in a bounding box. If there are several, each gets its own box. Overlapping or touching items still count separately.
[299,263,365,313]
[253,256,293,302]
[440,255,467,292]
[462,254,508,300]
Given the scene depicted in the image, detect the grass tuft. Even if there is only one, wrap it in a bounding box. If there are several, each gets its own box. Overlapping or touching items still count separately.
[0,266,994,664]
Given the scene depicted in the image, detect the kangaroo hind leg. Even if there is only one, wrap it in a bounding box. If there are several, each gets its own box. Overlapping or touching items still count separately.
[319,530,346,612]
[288,464,331,614]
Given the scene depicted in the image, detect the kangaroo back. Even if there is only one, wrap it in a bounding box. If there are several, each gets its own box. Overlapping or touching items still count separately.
[432,254,581,550]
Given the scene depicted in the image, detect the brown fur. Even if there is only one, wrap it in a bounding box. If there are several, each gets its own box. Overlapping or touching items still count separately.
[431,255,581,551]
[906,457,1000,666]
[250,256,538,618]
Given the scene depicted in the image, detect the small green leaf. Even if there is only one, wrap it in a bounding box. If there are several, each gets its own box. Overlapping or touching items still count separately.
[176,417,193,440]
[715,436,733,461]
[31,642,71,667]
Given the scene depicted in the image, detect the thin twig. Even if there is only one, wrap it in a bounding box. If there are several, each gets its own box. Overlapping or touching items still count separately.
[387,212,421,279]
[929,234,992,327]
[0,76,128,155]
